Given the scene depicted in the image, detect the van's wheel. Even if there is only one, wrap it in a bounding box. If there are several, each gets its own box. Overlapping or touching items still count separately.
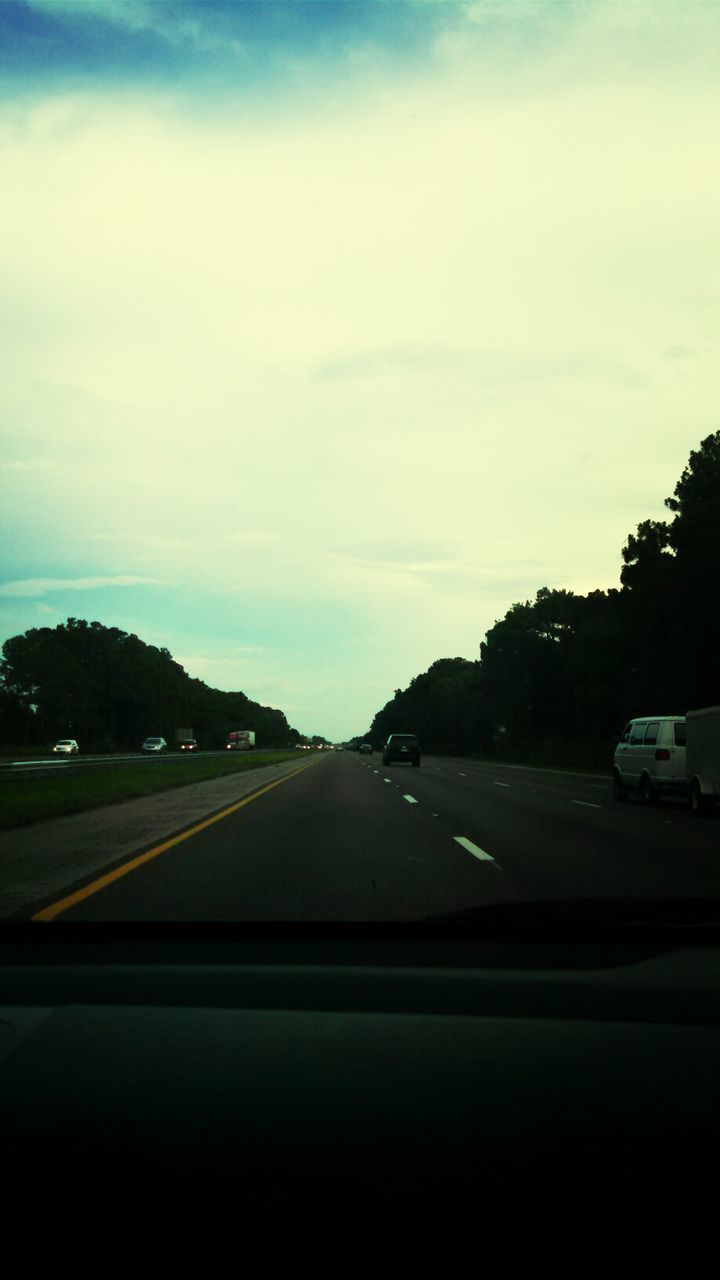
[691,779,712,816]
[612,771,627,801]
[640,774,659,805]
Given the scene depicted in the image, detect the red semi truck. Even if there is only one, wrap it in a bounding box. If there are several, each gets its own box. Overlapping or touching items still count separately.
[226,730,256,751]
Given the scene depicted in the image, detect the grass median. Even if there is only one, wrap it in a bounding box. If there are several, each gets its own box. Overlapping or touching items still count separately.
[0,752,301,830]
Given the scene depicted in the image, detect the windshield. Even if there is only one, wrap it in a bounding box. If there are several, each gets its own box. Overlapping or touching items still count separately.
[1,1,719,924]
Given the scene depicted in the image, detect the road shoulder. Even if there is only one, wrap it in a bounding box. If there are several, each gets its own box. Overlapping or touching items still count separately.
[0,756,321,917]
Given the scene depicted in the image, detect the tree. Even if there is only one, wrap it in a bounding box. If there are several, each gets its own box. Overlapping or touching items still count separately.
[663,431,720,707]
[0,619,301,751]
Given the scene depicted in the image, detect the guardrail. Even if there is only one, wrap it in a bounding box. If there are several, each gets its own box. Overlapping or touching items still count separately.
[0,752,228,782]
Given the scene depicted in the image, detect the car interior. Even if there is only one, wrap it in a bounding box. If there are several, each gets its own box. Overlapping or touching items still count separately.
[1,919,717,1245]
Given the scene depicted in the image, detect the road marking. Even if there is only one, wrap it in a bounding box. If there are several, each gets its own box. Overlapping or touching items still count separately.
[571,800,602,809]
[31,762,315,922]
[494,781,510,788]
[467,761,607,782]
[458,772,467,777]
[384,778,392,783]
[403,794,418,804]
[453,836,495,862]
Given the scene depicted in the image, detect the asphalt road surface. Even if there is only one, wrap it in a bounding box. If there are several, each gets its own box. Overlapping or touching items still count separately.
[26,750,719,922]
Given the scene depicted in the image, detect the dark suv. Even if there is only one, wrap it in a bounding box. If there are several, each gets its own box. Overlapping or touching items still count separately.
[383,734,421,767]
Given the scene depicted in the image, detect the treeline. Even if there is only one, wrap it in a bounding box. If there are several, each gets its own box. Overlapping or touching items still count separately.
[0,618,301,751]
[365,431,720,768]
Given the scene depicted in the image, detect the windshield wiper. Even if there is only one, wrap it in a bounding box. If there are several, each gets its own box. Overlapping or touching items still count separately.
[423,897,720,931]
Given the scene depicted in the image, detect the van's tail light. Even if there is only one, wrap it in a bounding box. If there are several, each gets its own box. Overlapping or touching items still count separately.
[655,748,670,761]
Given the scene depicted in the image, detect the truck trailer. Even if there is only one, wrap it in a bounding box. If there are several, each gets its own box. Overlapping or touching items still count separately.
[226,730,255,751]
[686,706,720,815]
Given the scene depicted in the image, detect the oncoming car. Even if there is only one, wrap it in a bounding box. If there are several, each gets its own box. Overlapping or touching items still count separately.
[142,737,168,754]
[359,743,373,754]
[52,739,79,754]
[178,739,198,752]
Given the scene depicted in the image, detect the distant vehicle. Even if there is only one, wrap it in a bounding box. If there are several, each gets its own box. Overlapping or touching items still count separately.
[53,739,79,754]
[227,730,255,751]
[359,743,373,754]
[142,737,168,754]
[613,717,686,803]
[382,734,421,767]
[178,738,198,752]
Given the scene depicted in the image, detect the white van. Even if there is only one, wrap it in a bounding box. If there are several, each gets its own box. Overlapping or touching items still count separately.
[613,716,686,804]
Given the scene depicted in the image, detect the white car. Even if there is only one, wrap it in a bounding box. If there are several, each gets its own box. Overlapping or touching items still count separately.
[53,739,79,754]
[613,716,686,803]
[142,737,168,754]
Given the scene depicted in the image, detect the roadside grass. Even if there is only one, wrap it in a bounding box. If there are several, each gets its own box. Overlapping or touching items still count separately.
[0,752,300,829]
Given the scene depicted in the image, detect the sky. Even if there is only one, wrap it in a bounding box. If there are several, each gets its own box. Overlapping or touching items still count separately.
[1,0,718,741]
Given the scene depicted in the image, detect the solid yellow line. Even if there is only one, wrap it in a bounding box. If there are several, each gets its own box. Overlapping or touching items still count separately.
[32,762,313,922]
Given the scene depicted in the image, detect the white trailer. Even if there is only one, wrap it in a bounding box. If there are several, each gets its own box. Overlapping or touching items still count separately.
[686,706,720,815]
[226,730,255,751]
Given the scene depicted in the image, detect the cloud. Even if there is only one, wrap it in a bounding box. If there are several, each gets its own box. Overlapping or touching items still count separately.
[0,576,166,598]
[175,645,265,666]
[2,460,51,470]
[314,344,647,389]
[25,0,245,52]
[662,345,699,361]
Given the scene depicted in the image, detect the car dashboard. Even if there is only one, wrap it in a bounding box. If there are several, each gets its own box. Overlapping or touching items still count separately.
[0,924,718,1247]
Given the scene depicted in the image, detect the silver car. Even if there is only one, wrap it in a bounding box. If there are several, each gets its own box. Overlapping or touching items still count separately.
[53,739,79,754]
[142,737,168,754]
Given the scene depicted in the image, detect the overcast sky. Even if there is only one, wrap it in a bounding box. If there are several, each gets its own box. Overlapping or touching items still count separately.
[1,0,718,740]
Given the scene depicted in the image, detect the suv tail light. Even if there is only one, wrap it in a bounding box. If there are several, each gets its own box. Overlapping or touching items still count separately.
[655,748,670,761]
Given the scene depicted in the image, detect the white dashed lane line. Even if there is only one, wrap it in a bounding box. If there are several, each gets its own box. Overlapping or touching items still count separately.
[369,768,501,868]
[453,836,496,863]
[571,800,602,809]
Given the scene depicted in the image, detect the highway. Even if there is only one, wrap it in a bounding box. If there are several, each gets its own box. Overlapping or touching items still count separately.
[24,749,720,922]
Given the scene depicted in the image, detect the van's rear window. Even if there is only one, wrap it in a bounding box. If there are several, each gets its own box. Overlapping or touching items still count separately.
[674,723,686,746]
